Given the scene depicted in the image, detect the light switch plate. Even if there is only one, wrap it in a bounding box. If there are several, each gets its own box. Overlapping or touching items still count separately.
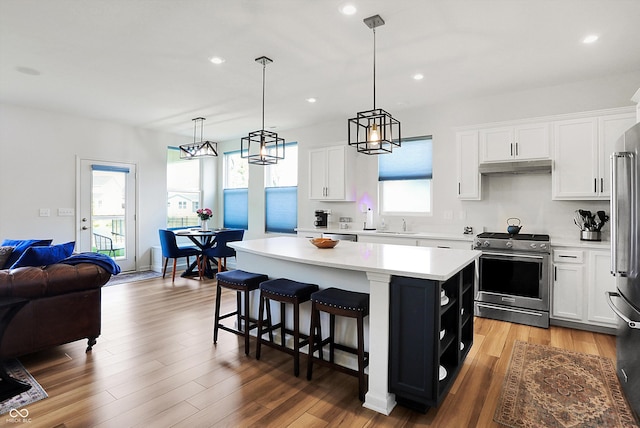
[58,208,74,216]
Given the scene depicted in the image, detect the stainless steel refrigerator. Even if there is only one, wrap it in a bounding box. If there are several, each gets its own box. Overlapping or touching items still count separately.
[607,121,640,422]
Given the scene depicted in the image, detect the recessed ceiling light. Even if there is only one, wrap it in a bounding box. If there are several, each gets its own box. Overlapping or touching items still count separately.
[340,4,357,15]
[306,98,317,103]
[583,34,599,44]
[210,56,226,64]
[413,73,424,81]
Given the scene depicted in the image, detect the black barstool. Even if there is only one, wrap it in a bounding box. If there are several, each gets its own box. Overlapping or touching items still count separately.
[214,269,268,355]
[306,287,370,401]
[255,278,319,376]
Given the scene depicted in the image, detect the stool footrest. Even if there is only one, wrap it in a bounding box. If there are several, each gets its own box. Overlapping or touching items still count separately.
[259,325,310,342]
[217,311,239,321]
[309,356,369,379]
[216,316,259,334]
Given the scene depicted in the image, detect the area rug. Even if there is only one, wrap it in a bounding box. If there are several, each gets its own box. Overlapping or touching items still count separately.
[0,359,48,415]
[105,270,162,286]
[494,341,638,428]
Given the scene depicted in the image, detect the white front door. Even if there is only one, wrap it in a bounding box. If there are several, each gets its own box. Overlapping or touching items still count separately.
[78,159,137,272]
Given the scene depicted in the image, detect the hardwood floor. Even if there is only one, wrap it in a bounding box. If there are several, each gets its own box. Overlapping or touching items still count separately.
[18,275,616,428]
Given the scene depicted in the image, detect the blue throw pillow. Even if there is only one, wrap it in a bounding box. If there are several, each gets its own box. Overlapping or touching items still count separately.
[9,241,75,269]
[1,239,53,269]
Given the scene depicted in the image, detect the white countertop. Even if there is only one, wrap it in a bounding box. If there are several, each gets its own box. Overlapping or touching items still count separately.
[296,227,475,242]
[230,236,481,281]
[550,238,611,250]
[298,227,612,250]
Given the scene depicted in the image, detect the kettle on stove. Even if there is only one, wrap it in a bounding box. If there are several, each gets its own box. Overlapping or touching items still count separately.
[507,218,522,235]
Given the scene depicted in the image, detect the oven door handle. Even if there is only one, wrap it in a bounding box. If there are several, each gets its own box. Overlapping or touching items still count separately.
[606,291,640,329]
[481,252,545,260]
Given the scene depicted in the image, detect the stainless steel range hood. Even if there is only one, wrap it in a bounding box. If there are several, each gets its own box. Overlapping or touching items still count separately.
[478,159,552,175]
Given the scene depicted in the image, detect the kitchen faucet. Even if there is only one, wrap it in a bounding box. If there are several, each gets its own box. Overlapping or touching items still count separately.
[402,218,406,232]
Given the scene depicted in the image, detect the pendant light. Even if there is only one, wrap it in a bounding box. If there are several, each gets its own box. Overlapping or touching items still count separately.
[348,14,401,155]
[179,117,218,159]
[241,56,285,165]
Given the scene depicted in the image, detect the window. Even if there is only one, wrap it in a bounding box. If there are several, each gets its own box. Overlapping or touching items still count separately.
[265,143,298,233]
[167,147,201,228]
[223,150,249,229]
[378,136,432,214]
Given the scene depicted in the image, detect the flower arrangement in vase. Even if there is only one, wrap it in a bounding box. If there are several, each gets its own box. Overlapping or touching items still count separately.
[196,208,213,231]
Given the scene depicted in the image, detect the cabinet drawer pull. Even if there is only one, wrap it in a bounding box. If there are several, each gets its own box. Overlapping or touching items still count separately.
[600,177,604,193]
[559,255,577,258]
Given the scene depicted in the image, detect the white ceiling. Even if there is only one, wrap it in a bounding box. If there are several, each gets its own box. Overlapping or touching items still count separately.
[1,0,639,141]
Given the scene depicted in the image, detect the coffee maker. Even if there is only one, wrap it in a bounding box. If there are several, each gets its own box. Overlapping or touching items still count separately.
[314,210,329,228]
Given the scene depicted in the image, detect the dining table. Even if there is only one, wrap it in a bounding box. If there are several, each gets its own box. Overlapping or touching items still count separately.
[174,229,220,279]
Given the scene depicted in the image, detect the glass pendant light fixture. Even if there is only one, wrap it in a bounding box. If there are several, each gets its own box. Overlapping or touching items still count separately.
[348,14,401,155]
[179,117,218,159]
[241,56,285,165]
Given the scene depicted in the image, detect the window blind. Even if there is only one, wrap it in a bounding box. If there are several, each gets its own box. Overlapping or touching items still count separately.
[265,186,297,234]
[378,137,432,181]
[223,188,248,230]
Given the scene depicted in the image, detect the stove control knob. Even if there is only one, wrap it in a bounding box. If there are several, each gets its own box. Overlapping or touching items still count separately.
[474,240,481,248]
[540,243,547,250]
[506,241,513,248]
[530,243,537,249]
[483,241,490,247]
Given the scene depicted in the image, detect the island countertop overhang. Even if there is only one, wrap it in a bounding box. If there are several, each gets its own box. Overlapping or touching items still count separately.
[229,236,481,282]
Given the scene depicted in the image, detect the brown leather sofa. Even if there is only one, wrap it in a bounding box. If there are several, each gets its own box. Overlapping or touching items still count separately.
[0,263,111,358]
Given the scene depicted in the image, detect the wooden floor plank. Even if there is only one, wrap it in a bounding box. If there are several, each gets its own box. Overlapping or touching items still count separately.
[15,275,617,428]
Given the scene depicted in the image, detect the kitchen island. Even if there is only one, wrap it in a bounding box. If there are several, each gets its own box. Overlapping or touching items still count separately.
[229,236,480,415]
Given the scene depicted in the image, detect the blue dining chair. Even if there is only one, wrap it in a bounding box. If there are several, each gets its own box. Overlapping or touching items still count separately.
[158,229,202,282]
[203,229,245,274]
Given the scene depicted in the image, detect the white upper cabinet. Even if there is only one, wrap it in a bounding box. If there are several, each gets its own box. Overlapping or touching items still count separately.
[480,123,550,163]
[552,112,635,200]
[309,145,355,201]
[456,130,481,200]
[598,113,637,196]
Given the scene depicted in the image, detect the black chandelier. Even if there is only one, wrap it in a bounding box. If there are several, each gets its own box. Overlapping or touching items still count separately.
[241,56,285,165]
[348,14,401,155]
[179,117,218,159]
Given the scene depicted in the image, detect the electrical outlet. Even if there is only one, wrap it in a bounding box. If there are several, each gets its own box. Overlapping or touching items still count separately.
[39,208,50,217]
[444,210,454,220]
[58,208,74,216]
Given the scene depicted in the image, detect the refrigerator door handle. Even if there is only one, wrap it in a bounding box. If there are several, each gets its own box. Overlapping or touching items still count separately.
[606,291,640,329]
[610,152,635,276]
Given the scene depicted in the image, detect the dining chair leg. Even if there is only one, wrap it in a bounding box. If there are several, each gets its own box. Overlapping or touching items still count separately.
[162,258,169,278]
[172,258,177,282]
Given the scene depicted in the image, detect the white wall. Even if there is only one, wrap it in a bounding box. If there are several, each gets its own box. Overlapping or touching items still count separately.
[2,70,638,268]
[263,71,640,241]
[0,103,185,270]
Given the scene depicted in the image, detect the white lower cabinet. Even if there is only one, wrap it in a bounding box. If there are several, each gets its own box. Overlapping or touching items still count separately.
[357,234,417,246]
[551,247,616,330]
[552,250,585,321]
[586,250,617,326]
[417,239,473,250]
[296,231,322,239]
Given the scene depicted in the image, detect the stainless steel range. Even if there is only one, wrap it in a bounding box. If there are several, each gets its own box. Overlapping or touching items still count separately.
[474,232,550,328]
